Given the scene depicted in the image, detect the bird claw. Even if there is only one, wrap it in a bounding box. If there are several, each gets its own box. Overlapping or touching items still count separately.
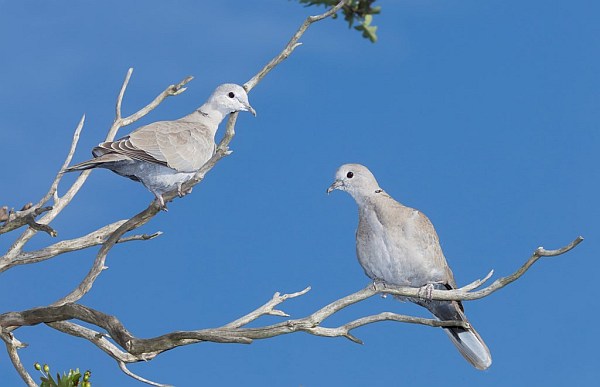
[177,184,193,198]
[417,283,434,302]
[371,278,388,297]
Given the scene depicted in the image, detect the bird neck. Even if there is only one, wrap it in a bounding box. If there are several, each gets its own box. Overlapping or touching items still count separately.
[196,101,229,127]
[351,187,384,208]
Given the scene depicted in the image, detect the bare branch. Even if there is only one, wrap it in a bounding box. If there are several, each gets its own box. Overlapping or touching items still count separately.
[117,232,162,243]
[223,287,312,329]
[0,205,54,236]
[244,0,347,92]
[115,68,133,121]
[119,75,194,129]
[461,270,494,292]
[304,311,470,345]
[0,292,464,361]
[0,221,161,273]
[52,207,160,306]
[374,236,585,302]
[2,116,89,261]
[47,321,149,363]
[36,114,87,208]
[1,238,582,363]
[1,329,36,387]
[119,362,172,387]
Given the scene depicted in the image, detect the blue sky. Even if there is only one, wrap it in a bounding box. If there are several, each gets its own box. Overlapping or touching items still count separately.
[1,0,598,386]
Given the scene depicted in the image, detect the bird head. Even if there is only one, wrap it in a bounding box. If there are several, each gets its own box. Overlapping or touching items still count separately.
[209,83,256,116]
[327,164,381,200]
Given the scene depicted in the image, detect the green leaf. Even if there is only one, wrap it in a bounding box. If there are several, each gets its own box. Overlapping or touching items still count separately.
[354,14,378,42]
[294,0,380,42]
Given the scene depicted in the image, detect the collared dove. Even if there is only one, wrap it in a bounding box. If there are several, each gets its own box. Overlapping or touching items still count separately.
[327,163,492,370]
[65,83,256,208]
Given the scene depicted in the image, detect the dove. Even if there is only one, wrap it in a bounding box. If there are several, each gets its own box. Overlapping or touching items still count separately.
[327,163,491,370]
[65,83,256,208]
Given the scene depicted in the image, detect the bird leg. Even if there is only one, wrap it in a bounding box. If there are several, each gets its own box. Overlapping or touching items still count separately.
[155,195,168,211]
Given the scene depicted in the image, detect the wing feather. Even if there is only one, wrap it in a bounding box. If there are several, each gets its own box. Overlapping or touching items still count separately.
[93,120,215,172]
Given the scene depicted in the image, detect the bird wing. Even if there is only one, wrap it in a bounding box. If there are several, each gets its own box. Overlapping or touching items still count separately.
[95,120,215,172]
[373,193,456,287]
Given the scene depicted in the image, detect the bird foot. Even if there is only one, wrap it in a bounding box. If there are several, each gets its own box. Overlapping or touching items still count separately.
[371,278,388,298]
[177,184,193,198]
[417,283,434,302]
[155,196,168,212]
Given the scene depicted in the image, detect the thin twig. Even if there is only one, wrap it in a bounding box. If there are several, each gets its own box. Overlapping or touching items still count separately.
[117,232,162,243]
[115,68,133,122]
[119,361,172,387]
[223,287,312,329]
[0,221,160,273]
[119,75,194,128]
[2,116,89,261]
[1,330,36,387]
[0,205,54,236]
[244,0,347,91]
[36,114,87,208]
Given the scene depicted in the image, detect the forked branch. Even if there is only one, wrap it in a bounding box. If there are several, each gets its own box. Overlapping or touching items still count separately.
[0,237,583,375]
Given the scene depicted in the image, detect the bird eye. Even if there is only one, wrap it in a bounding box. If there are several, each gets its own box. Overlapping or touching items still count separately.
[228,92,235,98]
[346,172,354,178]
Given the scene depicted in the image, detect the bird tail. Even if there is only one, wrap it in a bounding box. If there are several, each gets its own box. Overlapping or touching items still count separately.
[420,294,492,370]
[63,159,100,172]
[426,301,492,370]
[63,153,129,173]
[443,315,492,370]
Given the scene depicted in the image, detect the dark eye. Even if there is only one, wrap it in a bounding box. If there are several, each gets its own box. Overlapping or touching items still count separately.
[228,92,235,98]
[346,171,354,178]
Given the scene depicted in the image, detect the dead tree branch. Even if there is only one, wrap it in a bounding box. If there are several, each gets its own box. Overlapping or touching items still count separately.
[0,236,583,377]
[1,328,35,387]
[0,220,160,273]
[0,206,54,236]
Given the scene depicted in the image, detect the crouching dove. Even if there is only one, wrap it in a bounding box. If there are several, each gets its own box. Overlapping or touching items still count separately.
[64,83,256,209]
[327,164,491,370]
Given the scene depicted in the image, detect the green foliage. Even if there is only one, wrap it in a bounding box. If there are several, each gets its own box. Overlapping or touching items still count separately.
[296,0,380,42]
[34,363,92,387]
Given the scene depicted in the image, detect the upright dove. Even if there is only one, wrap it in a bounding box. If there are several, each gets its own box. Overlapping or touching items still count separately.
[65,83,256,208]
[327,163,491,370]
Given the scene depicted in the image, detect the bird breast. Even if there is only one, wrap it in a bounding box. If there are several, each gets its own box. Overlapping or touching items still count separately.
[356,203,446,287]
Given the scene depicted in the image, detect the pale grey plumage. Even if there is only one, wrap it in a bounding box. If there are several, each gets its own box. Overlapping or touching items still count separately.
[65,83,255,208]
[327,163,491,370]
